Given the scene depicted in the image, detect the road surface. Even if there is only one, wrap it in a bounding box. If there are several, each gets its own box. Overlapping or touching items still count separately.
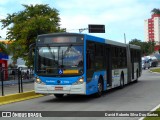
[0,69,160,120]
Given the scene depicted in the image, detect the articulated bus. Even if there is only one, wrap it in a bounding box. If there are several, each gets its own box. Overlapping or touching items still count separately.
[34,33,141,98]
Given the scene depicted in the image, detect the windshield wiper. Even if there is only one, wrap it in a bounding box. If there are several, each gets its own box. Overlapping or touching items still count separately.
[64,44,72,56]
[61,50,64,68]
[58,47,65,69]
[46,44,58,66]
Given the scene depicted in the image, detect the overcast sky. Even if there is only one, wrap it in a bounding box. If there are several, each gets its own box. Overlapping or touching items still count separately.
[0,0,159,43]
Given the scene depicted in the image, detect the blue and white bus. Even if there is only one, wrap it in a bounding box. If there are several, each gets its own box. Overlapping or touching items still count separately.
[34,33,141,98]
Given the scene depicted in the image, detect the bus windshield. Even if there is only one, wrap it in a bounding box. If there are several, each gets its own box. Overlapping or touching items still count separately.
[35,45,84,76]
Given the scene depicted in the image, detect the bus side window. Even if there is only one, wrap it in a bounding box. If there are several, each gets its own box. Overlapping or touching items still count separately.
[87,50,91,69]
[87,50,94,69]
[86,41,95,82]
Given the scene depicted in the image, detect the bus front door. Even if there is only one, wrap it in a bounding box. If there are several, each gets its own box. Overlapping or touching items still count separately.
[106,46,112,87]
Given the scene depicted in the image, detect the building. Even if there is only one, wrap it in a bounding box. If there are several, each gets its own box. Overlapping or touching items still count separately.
[144,14,160,51]
[0,39,9,80]
[0,39,26,68]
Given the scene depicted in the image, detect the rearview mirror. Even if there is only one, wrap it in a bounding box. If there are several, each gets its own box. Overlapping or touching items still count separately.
[29,43,36,57]
[22,43,35,57]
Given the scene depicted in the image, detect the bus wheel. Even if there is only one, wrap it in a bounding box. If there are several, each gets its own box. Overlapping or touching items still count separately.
[119,75,124,89]
[95,79,103,97]
[54,94,64,98]
[135,70,138,83]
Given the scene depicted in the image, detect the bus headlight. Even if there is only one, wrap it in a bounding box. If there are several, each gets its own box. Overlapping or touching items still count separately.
[36,78,41,83]
[73,77,84,85]
[35,77,45,85]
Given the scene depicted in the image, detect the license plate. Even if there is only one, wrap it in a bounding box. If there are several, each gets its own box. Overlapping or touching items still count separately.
[55,86,63,90]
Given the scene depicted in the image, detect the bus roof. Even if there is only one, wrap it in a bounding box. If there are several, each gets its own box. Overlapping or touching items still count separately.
[105,39,126,47]
[129,44,141,49]
[84,34,105,43]
[84,34,127,47]
[37,32,83,37]
[84,34,141,49]
[37,33,140,49]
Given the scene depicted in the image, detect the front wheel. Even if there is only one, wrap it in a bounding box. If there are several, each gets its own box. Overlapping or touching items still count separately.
[54,94,64,98]
[95,79,103,97]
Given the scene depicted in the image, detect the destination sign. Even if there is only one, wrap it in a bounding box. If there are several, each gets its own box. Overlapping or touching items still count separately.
[37,35,84,44]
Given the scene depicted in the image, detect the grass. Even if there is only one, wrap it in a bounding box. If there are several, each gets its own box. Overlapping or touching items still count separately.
[143,69,160,120]
[143,108,160,120]
[144,68,160,120]
[150,68,160,73]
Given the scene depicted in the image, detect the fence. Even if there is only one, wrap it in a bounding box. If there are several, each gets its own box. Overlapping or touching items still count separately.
[0,67,34,96]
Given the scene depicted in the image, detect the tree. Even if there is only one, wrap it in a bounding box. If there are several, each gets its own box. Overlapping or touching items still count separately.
[0,42,8,54]
[129,38,142,46]
[0,4,65,66]
[151,8,160,15]
[129,39,155,56]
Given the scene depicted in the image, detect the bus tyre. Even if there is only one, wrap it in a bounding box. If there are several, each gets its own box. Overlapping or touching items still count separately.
[95,79,103,97]
[135,70,138,83]
[119,75,124,89]
[54,94,64,98]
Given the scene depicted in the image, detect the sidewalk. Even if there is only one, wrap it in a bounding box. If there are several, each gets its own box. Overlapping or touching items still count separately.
[0,79,34,86]
[0,79,34,96]
[0,79,43,106]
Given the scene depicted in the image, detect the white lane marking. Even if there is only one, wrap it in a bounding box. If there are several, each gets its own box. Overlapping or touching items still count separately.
[139,103,160,120]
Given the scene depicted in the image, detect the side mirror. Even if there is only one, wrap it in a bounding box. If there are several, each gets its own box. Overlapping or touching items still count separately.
[23,43,36,57]
[29,43,36,57]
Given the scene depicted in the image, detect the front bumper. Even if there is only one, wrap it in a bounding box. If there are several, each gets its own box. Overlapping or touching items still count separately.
[34,82,86,95]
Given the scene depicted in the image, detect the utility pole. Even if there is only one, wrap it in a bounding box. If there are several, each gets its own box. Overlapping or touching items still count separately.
[79,28,88,33]
[124,33,126,44]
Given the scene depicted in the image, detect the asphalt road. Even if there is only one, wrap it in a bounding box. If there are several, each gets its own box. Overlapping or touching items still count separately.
[0,69,160,120]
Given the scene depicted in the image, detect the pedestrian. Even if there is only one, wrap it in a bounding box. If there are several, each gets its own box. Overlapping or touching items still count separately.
[12,70,15,80]
[27,70,29,79]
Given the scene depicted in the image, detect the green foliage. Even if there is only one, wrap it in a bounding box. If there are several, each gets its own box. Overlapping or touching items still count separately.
[151,8,160,14]
[143,108,160,120]
[150,68,160,73]
[0,4,65,66]
[0,42,9,54]
[129,39,155,56]
[129,39,142,46]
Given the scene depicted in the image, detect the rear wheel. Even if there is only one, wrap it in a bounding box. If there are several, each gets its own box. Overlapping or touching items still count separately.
[119,75,124,89]
[54,94,64,98]
[135,70,139,83]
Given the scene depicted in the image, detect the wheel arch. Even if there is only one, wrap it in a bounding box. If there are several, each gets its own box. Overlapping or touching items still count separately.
[99,75,104,91]
[136,69,139,78]
[121,71,124,79]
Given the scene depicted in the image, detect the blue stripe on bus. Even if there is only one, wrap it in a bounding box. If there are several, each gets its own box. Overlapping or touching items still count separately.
[85,34,105,43]
[38,75,83,85]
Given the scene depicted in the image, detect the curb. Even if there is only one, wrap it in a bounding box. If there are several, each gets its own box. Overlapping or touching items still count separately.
[139,103,160,120]
[149,71,160,74]
[0,91,44,106]
[149,69,160,74]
